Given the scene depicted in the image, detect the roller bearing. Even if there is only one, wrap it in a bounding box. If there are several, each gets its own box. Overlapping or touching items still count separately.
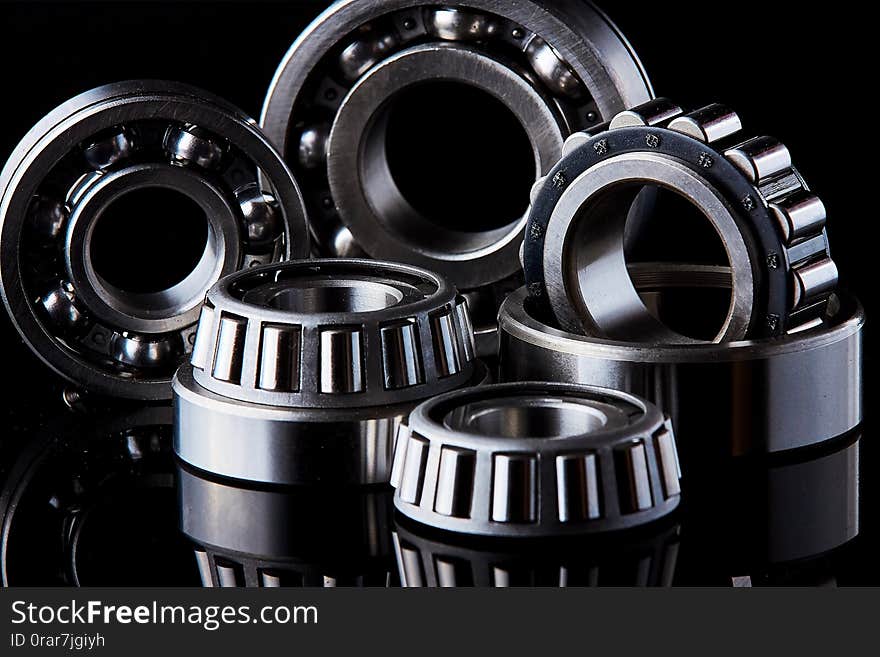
[0,81,311,401]
[390,382,681,537]
[173,259,487,485]
[524,98,838,342]
[498,286,864,457]
[261,0,653,356]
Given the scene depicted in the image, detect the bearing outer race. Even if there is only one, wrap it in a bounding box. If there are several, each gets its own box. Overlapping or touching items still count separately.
[497,287,864,456]
[261,0,653,156]
[0,81,311,401]
[173,361,488,486]
[523,127,797,340]
[391,381,681,537]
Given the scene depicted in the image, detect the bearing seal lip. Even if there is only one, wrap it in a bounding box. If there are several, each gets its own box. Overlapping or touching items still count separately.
[390,382,681,538]
[523,100,837,342]
[497,287,864,456]
[0,80,311,401]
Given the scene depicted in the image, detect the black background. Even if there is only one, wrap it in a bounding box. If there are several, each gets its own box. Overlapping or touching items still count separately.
[0,2,874,586]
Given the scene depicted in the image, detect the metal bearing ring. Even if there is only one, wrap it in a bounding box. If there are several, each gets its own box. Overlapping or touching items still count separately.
[0,81,310,401]
[497,286,864,457]
[173,259,487,485]
[390,382,681,537]
[524,98,838,342]
[261,0,653,354]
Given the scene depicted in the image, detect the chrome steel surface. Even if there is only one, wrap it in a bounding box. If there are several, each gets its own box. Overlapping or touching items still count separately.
[524,99,837,342]
[391,382,681,537]
[498,286,864,456]
[173,259,487,485]
[0,81,310,401]
[261,0,653,356]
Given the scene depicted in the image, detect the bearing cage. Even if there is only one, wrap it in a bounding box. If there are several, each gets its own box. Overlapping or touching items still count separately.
[390,382,681,538]
[173,259,487,486]
[0,81,310,400]
[523,99,837,341]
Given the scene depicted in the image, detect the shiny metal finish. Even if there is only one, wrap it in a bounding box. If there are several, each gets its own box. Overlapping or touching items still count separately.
[174,259,487,485]
[261,0,653,356]
[524,99,838,342]
[391,382,681,537]
[498,287,864,456]
[0,81,310,400]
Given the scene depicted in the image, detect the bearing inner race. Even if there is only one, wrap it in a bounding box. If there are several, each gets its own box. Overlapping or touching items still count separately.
[66,164,241,333]
[328,43,564,286]
[543,153,755,343]
[443,395,629,439]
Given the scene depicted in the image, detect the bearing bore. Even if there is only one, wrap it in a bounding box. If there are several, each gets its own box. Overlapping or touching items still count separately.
[0,81,310,401]
[390,382,682,537]
[261,0,653,355]
[173,259,487,486]
[524,99,838,342]
[497,286,864,457]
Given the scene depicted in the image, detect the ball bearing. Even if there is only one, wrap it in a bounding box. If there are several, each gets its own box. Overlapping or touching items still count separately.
[391,382,681,537]
[173,259,487,485]
[260,0,653,355]
[498,286,864,457]
[524,98,838,342]
[0,81,311,401]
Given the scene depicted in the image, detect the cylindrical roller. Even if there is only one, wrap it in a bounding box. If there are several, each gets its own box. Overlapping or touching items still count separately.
[261,0,653,357]
[498,286,864,458]
[173,259,488,485]
[391,382,681,537]
[524,99,837,343]
[0,81,311,401]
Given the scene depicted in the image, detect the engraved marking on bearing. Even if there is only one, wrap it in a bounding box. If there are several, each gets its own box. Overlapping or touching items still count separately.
[698,152,714,168]
[645,134,660,148]
[552,171,568,189]
[594,139,609,155]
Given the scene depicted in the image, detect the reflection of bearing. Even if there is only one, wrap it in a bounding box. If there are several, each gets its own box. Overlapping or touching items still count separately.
[0,81,310,400]
[0,406,178,586]
[179,464,396,587]
[173,259,487,485]
[498,287,864,456]
[391,382,681,537]
[261,0,652,354]
[524,99,838,342]
[393,520,680,587]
